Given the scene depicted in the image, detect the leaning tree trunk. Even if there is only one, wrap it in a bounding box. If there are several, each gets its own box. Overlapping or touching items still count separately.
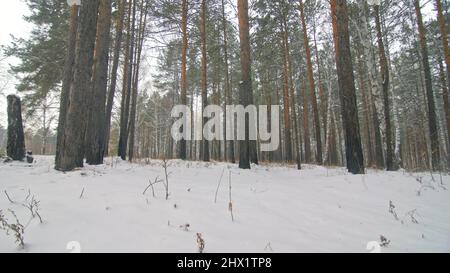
[331,0,365,174]
[57,0,100,171]
[7,95,25,161]
[415,0,441,171]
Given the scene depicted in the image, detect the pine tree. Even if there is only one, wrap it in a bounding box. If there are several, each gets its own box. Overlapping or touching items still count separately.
[238,0,252,169]
[200,0,209,162]
[414,0,441,171]
[331,0,365,174]
[55,3,79,169]
[85,0,112,165]
[57,0,100,171]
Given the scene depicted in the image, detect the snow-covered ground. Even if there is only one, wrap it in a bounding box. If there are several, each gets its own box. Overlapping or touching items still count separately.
[0,156,449,253]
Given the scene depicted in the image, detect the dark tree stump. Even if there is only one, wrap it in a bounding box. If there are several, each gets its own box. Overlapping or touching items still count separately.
[7,95,25,161]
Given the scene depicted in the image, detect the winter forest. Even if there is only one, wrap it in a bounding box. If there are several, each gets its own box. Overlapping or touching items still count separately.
[0,0,449,253]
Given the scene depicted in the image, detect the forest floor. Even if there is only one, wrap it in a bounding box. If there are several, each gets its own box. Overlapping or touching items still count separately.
[0,156,449,253]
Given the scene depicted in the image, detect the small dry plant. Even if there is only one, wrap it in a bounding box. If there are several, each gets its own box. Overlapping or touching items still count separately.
[196,233,205,253]
[162,158,171,200]
[389,200,399,221]
[5,190,43,223]
[0,209,25,248]
[228,171,234,222]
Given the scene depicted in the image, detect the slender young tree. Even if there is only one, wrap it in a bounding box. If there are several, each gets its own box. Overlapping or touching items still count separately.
[414,0,441,170]
[179,0,188,160]
[118,0,136,160]
[200,0,209,162]
[128,0,148,162]
[105,0,126,156]
[222,0,235,163]
[373,3,395,171]
[299,0,322,164]
[330,0,365,174]
[281,24,293,162]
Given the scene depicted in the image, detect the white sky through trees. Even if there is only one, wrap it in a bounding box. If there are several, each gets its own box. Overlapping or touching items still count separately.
[0,0,437,126]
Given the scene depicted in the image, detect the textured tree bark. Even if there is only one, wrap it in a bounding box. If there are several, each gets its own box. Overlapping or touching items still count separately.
[414,0,441,171]
[85,0,112,165]
[200,0,209,162]
[56,4,79,169]
[299,0,322,165]
[374,5,395,171]
[435,0,450,153]
[331,0,365,174]
[104,0,125,157]
[222,0,235,163]
[57,0,100,171]
[7,95,25,161]
[237,0,253,169]
[118,0,136,160]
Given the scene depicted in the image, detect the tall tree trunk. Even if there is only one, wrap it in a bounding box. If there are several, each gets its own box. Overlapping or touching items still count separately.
[86,0,112,165]
[200,0,209,162]
[284,26,302,169]
[357,0,384,169]
[56,4,79,169]
[118,0,136,160]
[331,0,365,174]
[57,0,100,171]
[414,0,441,170]
[300,0,322,164]
[222,0,234,163]
[128,0,148,162]
[179,0,188,160]
[356,48,374,167]
[435,0,450,152]
[313,15,328,143]
[281,27,292,162]
[237,0,253,169]
[374,4,395,171]
[104,0,125,157]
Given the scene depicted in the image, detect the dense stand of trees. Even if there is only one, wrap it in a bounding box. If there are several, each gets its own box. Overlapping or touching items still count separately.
[3,0,450,173]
